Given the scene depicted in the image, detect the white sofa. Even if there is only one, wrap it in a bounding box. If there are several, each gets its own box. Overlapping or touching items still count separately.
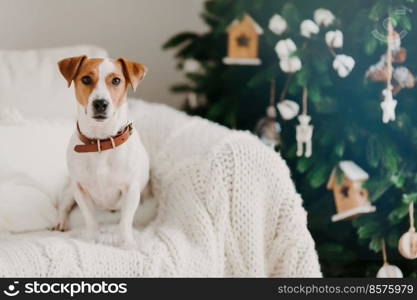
[0,46,321,277]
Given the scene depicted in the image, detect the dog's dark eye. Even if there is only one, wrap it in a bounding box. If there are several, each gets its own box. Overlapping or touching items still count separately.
[81,76,92,85]
[112,77,121,86]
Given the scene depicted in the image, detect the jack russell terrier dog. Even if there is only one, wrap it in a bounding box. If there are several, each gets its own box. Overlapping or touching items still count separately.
[54,55,150,249]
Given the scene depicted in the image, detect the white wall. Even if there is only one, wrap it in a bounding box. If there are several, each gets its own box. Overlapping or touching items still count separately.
[0,0,206,107]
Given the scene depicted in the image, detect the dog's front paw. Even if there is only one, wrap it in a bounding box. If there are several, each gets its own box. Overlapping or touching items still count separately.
[51,219,69,232]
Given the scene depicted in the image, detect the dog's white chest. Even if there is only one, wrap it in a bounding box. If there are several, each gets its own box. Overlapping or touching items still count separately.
[67,131,149,211]
[79,155,126,210]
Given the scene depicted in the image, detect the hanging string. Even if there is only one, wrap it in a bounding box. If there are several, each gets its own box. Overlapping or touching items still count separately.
[381,238,388,266]
[270,79,276,107]
[302,86,308,115]
[386,17,394,91]
[266,79,278,118]
[409,202,415,232]
[279,75,292,102]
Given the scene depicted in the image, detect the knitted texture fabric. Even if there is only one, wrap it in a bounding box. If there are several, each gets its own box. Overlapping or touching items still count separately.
[0,100,322,277]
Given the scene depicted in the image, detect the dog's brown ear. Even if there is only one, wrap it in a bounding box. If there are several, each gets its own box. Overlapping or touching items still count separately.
[117,57,147,92]
[57,55,87,87]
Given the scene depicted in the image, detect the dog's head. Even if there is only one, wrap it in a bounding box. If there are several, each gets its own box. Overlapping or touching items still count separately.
[58,56,147,122]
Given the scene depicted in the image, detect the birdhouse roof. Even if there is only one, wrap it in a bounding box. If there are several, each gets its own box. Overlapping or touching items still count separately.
[227,14,264,35]
[339,161,369,181]
[327,161,369,189]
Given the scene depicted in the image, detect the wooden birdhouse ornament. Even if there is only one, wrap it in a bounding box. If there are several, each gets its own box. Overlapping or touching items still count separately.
[327,161,376,222]
[223,14,263,65]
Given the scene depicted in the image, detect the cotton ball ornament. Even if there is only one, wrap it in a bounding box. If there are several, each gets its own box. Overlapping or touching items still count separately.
[277,100,300,120]
[183,59,201,73]
[333,54,355,78]
[376,264,403,278]
[280,57,302,73]
[275,39,297,59]
[325,30,343,48]
[314,8,335,27]
[269,14,287,35]
[393,67,416,89]
[300,20,319,38]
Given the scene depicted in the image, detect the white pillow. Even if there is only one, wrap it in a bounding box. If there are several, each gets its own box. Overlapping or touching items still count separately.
[0,117,73,232]
[0,175,56,233]
[0,45,108,119]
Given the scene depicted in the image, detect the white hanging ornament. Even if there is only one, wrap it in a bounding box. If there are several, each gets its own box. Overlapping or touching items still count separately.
[379,18,398,124]
[377,264,404,278]
[296,115,313,157]
[255,80,281,149]
[380,88,397,123]
[313,8,335,27]
[183,59,201,73]
[398,203,417,260]
[377,239,403,278]
[325,30,343,48]
[333,54,355,78]
[182,59,202,109]
[277,100,300,120]
[393,66,416,89]
[255,106,281,149]
[399,231,417,259]
[300,19,319,38]
[268,14,287,35]
[279,56,302,73]
[275,39,297,59]
[187,92,199,109]
[296,88,313,158]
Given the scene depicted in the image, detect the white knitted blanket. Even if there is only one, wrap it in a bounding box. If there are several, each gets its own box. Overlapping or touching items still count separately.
[0,100,321,277]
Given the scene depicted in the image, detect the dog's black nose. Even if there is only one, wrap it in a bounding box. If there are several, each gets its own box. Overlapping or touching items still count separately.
[92,99,109,113]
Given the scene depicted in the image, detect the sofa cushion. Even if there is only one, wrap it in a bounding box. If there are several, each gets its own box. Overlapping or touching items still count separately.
[0,45,108,119]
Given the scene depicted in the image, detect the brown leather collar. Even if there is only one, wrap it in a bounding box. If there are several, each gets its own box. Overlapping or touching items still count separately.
[74,122,133,153]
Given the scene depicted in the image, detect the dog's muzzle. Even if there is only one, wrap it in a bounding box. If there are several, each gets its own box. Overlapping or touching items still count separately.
[92,99,109,120]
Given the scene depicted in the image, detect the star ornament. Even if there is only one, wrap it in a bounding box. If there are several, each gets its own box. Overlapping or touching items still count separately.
[236,34,250,47]
[380,89,398,123]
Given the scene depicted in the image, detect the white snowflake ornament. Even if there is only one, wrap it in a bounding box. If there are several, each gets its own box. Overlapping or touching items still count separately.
[300,19,319,38]
[296,114,314,158]
[380,88,397,123]
[269,14,287,35]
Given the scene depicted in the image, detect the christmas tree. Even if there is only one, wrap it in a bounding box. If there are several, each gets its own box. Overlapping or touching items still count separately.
[164,0,417,277]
